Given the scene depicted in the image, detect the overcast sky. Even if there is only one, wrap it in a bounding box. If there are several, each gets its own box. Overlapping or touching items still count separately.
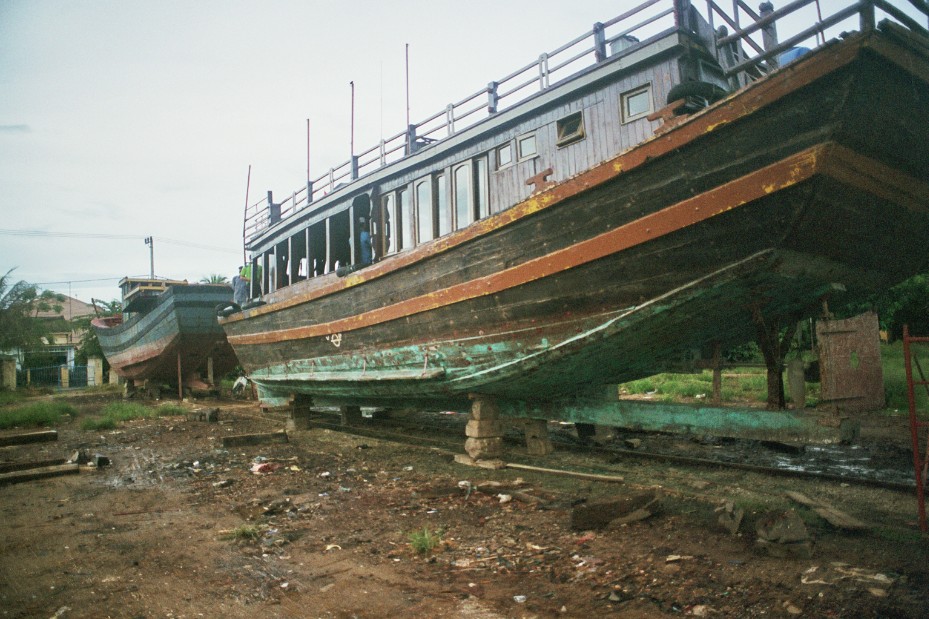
[2,1,924,305]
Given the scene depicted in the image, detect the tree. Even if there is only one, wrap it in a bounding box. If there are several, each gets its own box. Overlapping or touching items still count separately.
[74,299,122,366]
[200,274,229,284]
[0,269,66,352]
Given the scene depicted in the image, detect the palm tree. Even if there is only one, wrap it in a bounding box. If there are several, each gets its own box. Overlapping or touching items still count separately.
[200,274,229,284]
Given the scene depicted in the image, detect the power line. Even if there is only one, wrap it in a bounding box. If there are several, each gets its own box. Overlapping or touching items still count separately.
[0,228,239,254]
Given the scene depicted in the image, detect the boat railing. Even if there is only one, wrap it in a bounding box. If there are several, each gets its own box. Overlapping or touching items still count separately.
[709,0,929,86]
[243,0,928,247]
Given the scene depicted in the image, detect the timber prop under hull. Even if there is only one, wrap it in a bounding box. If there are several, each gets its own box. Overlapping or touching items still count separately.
[221,25,929,410]
[93,285,238,386]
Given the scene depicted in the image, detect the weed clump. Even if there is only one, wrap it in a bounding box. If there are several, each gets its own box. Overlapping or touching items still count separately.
[408,527,442,555]
[0,401,75,429]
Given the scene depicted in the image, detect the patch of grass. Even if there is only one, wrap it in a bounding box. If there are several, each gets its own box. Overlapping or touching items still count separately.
[0,390,27,406]
[873,526,926,544]
[81,416,117,431]
[155,404,187,416]
[220,525,262,542]
[80,402,165,432]
[408,527,442,555]
[0,401,75,429]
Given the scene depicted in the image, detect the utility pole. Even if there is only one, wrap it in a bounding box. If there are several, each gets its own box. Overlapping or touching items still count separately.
[144,236,154,278]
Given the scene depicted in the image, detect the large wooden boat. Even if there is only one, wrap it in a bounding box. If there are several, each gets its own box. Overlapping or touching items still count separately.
[220,1,929,422]
[93,278,237,392]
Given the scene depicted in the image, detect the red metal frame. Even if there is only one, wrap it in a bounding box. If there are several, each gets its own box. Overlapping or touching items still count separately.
[902,325,929,532]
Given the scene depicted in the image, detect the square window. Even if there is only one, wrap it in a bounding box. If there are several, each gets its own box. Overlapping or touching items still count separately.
[497,142,513,168]
[621,85,653,123]
[556,111,585,147]
[517,134,537,160]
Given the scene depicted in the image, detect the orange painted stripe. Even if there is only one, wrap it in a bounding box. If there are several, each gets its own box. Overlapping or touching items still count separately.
[222,34,879,327]
[228,145,826,346]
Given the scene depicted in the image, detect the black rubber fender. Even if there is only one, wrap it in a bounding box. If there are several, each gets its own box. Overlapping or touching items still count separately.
[666,81,728,110]
[216,302,241,318]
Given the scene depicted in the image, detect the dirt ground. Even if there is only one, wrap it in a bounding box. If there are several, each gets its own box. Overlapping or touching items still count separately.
[1,393,927,618]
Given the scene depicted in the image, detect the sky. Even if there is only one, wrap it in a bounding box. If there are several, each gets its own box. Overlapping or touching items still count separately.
[2,0,925,306]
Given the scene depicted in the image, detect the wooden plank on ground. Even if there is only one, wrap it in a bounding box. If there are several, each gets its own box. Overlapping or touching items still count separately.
[0,458,67,474]
[785,490,869,530]
[0,430,58,447]
[0,463,79,486]
[221,430,289,448]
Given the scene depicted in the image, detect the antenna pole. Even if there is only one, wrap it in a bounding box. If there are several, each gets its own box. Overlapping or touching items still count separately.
[242,164,251,265]
[350,81,355,159]
[144,236,154,279]
[306,119,311,183]
[405,43,410,133]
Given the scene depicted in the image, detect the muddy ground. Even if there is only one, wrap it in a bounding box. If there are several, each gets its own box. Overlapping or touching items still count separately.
[1,393,927,618]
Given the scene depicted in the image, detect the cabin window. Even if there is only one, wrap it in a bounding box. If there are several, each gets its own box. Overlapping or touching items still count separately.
[415,178,434,244]
[381,193,397,255]
[474,156,489,219]
[436,173,451,237]
[308,220,327,275]
[621,84,652,123]
[398,187,413,250]
[453,163,472,230]
[328,210,351,270]
[496,142,513,169]
[517,133,537,160]
[556,111,585,146]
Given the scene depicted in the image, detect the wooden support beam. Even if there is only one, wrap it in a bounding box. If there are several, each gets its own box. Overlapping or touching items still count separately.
[0,430,58,447]
[0,463,79,486]
[0,458,67,474]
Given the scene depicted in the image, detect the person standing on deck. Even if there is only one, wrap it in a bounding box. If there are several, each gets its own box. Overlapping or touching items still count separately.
[358,217,373,265]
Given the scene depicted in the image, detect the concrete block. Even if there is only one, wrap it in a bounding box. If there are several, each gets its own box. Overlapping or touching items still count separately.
[465,437,503,460]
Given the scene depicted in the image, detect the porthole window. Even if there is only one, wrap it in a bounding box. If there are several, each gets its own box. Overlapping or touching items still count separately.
[517,133,537,160]
[621,84,653,123]
[556,111,585,147]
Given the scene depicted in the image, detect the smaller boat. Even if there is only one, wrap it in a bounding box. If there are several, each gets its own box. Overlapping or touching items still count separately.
[92,277,238,395]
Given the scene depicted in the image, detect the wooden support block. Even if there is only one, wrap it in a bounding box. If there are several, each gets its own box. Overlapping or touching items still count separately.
[340,405,363,426]
[0,430,58,447]
[221,430,288,448]
[526,437,554,456]
[0,463,79,486]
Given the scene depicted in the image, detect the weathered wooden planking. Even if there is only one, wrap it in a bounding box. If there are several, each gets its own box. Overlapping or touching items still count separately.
[0,463,79,486]
[0,458,67,473]
[0,430,58,447]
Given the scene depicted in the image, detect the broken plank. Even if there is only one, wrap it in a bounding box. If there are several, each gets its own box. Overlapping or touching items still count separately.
[785,490,869,530]
[0,458,67,474]
[0,463,79,486]
[221,430,288,448]
[0,430,58,447]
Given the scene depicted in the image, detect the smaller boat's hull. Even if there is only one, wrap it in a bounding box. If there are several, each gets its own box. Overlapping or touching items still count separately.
[93,285,237,386]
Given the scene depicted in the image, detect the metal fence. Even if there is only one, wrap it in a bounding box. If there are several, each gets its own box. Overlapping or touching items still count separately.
[17,365,92,390]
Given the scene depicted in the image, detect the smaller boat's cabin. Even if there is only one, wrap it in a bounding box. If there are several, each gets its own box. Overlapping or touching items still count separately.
[119,277,188,314]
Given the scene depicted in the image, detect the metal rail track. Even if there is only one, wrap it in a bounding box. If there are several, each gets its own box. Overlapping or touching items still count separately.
[295,411,919,494]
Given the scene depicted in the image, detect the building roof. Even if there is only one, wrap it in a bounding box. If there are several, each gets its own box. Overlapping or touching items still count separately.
[35,295,97,321]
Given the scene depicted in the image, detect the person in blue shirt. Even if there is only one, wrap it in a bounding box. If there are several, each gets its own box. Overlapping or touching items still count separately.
[358,217,373,265]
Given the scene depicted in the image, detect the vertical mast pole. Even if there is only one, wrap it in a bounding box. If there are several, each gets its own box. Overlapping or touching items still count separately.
[242,164,251,266]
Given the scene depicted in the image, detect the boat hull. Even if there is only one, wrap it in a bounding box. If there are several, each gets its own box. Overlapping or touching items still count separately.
[93,285,238,385]
[221,28,929,410]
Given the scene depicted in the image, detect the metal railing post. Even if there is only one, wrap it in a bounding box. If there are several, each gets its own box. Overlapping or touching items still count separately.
[860,0,875,31]
[593,22,607,61]
[487,81,499,114]
[760,2,779,70]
